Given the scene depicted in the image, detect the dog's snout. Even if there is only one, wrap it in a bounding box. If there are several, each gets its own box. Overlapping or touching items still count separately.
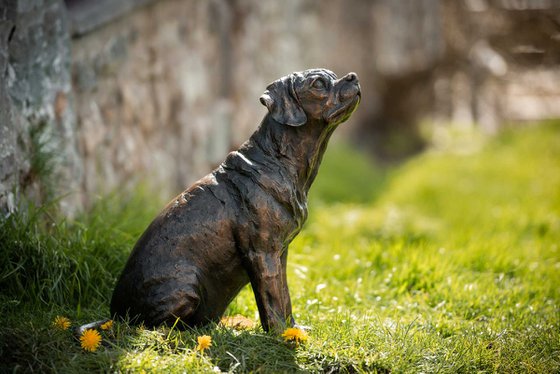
[345,72,358,82]
[339,72,361,101]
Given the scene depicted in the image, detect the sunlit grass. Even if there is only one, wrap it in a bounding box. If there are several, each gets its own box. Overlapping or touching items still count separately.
[1,122,559,372]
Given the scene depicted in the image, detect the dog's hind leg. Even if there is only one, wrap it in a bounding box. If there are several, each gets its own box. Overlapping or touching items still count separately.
[147,289,200,328]
[141,272,202,328]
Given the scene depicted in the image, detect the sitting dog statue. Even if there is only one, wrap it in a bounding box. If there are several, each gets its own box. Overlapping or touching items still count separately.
[110,68,361,332]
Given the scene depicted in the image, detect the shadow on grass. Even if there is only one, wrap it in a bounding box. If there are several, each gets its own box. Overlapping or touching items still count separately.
[108,323,301,372]
[0,303,122,373]
[207,328,300,372]
[301,351,391,374]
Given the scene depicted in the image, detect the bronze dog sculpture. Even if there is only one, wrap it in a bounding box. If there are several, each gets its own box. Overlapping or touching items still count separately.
[110,68,361,332]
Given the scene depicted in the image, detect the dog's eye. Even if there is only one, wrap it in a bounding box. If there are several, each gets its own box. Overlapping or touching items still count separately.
[312,78,326,90]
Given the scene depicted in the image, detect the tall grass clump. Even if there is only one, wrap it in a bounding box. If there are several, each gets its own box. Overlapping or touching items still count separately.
[0,189,161,317]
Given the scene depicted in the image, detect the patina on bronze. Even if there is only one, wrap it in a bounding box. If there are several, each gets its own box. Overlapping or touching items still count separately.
[110,69,361,332]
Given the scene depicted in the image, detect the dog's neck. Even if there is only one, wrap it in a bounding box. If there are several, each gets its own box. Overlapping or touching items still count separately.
[244,114,337,195]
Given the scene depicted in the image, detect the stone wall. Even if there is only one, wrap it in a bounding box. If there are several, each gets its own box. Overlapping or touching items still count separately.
[1,0,559,214]
[0,0,81,214]
[1,0,381,213]
[0,4,15,212]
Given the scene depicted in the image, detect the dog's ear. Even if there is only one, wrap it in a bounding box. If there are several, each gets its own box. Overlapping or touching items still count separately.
[260,76,307,127]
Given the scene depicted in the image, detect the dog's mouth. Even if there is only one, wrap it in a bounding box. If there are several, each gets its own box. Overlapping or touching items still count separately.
[326,92,361,124]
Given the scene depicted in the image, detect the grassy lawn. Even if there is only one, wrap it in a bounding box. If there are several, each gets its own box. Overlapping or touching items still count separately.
[1,123,559,373]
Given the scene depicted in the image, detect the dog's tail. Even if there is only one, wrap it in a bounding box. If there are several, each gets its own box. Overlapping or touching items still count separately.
[73,318,112,337]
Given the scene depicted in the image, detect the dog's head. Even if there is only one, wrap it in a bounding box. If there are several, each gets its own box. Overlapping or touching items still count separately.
[260,68,361,127]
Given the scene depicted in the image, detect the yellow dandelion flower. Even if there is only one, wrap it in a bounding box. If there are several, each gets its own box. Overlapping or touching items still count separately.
[196,335,212,352]
[100,319,113,330]
[282,327,308,345]
[80,329,102,352]
[52,316,71,330]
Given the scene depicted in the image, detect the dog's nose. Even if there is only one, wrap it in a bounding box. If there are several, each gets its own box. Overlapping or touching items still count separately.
[345,72,358,82]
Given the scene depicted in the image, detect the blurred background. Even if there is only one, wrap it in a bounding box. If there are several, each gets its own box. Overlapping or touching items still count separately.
[1,0,559,214]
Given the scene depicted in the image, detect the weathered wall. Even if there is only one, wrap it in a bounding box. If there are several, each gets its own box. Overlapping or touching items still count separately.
[71,0,230,206]
[0,3,16,213]
[1,0,380,213]
[1,0,559,214]
[0,0,81,214]
[68,0,379,207]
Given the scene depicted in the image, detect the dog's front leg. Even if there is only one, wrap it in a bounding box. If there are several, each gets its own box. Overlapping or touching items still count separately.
[245,249,294,333]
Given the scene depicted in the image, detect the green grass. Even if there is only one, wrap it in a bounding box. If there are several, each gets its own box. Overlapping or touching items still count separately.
[1,123,559,373]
